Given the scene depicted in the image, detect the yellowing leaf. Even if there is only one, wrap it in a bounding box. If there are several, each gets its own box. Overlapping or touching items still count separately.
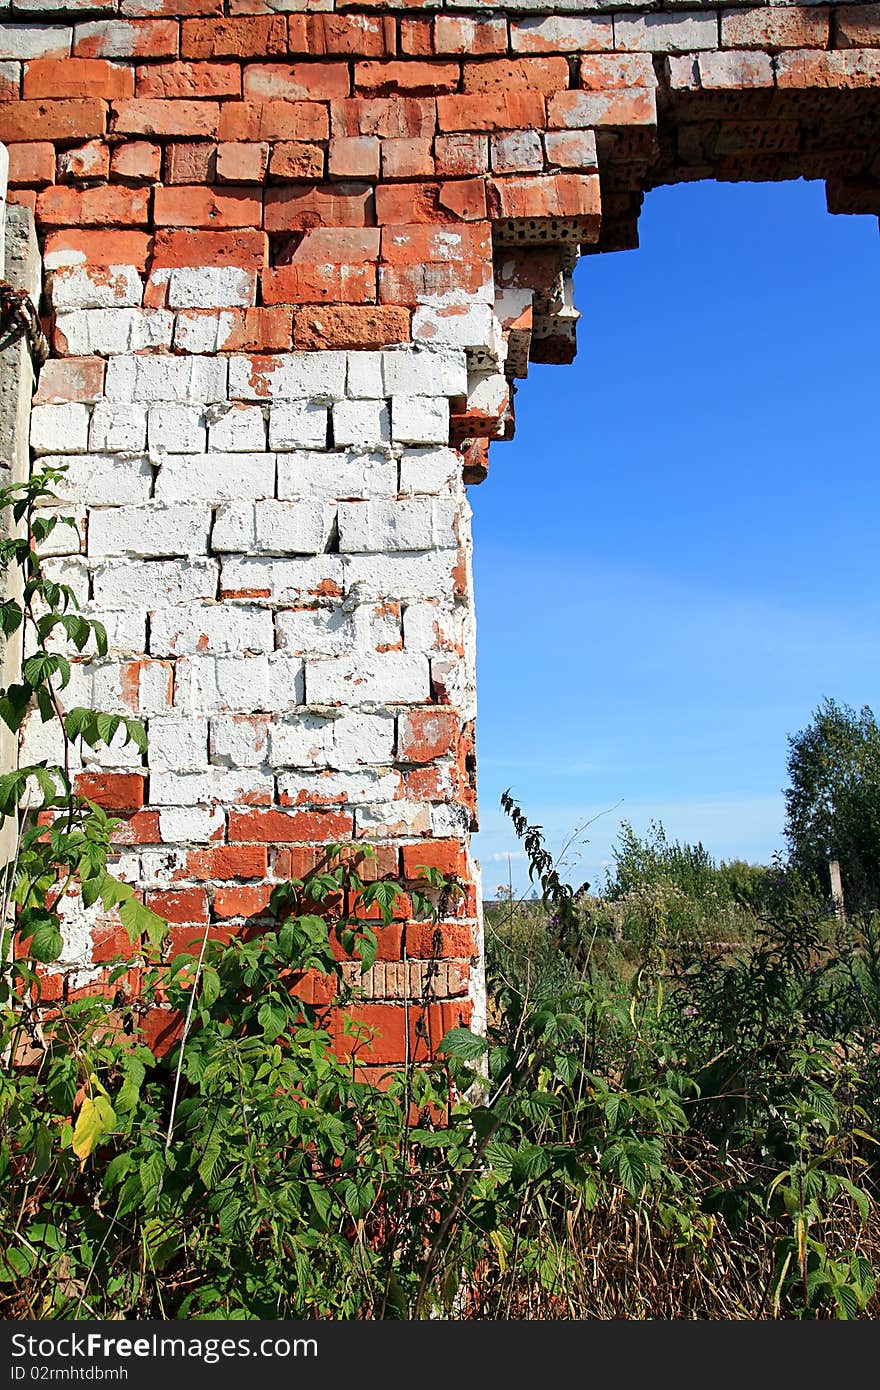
[72,1094,116,1164]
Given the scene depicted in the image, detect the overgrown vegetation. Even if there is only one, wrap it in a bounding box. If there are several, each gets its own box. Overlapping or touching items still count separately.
[1,469,878,1319]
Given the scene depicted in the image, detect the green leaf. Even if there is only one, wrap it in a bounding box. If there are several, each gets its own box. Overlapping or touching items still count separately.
[438,1027,488,1061]
[28,919,64,963]
[258,1000,288,1042]
[119,896,167,949]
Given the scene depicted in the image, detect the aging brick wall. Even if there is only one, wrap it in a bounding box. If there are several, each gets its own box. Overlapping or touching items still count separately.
[2,0,878,1062]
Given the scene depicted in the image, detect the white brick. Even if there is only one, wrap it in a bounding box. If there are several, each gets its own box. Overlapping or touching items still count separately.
[614,12,718,51]
[88,608,147,654]
[55,309,173,357]
[332,399,390,450]
[398,447,461,496]
[306,652,429,704]
[91,559,218,609]
[209,715,270,767]
[268,402,328,450]
[88,504,211,559]
[49,264,143,312]
[269,709,395,769]
[148,716,209,772]
[266,653,305,712]
[158,804,225,843]
[147,405,207,455]
[412,303,502,357]
[254,500,334,555]
[207,404,266,453]
[346,351,384,399]
[167,266,257,310]
[510,15,613,51]
[211,504,256,553]
[277,450,396,501]
[276,768,401,805]
[154,452,275,502]
[137,847,187,888]
[150,604,274,656]
[104,355,228,405]
[344,550,458,603]
[403,600,460,653]
[381,347,468,397]
[432,803,471,837]
[88,402,148,453]
[150,768,274,807]
[174,654,271,712]
[354,802,431,837]
[491,131,544,174]
[36,452,152,507]
[391,397,450,446]
[91,658,172,716]
[229,352,347,402]
[173,309,240,355]
[0,24,71,60]
[41,557,90,606]
[36,508,85,557]
[275,605,354,656]
[221,555,343,604]
[30,403,90,455]
[338,499,435,553]
[80,720,144,769]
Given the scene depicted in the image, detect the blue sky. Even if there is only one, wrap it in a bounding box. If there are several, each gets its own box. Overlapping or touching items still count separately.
[470,177,880,898]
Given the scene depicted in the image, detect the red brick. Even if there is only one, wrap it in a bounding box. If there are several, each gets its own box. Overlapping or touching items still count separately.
[150,227,266,269]
[837,5,880,46]
[547,88,656,129]
[398,708,458,763]
[267,140,324,181]
[775,48,880,87]
[437,92,546,132]
[216,140,268,182]
[228,809,354,842]
[244,63,350,101]
[293,304,410,350]
[139,1007,185,1055]
[73,21,179,60]
[434,133,488,177]
[153,184,262,228]
[263,243,377,305]
[401,839,467,880]
[462,57,569,94]
[306,14,396,57]
[182,16,287,59]
[37,184,150,228]
[263,183,373,232]
[0,100,107,144]
[24,58,133,100]
[400,18,433,56]
[44,228,153,270]
[378,222,491,305]
[57,140,110,182]
[331,96,436,139]
[185,844,268,880]
[435,16,508,55]
[34,356,106,405]
[374,179,487,224]
[381,137,434,180]
[212,883,273,918]
[209,306,293,351]
[147,888,209,923]
[721,7,830,49]
[544,129,598,171]
[579,53,655,90]
[136,60,242,98]
[5,189,35,213]
[122,0,221,14]
[0,66,20,103]
[112,98,220,137]
[76,772,146,813]
[111,140,161,182]
[165,140,216,183]
[6,142,55,187]
[219,100,328,142]
[489,172,600,223]
[333,1000,471,1064]
[328,135,379,180]
[354,60,459,95]
[407,921,476,959]
[272,845,321,879]
[109,809,162,845]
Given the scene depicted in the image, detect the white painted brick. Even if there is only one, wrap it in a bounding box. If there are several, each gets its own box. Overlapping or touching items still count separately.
[306,652,430,704]
[104,355,228,405]
[346,351,384,399]
[21,712,81,773]
[491,131,544,174]
[614,12,718,50]
[150,768,274,807]
[277,767,401,805]
[148,716,209,772]
[89,609,147,655]
[398,447,461,496]
[174,653,271,713]
[30,403,90,455]
[150,604,274,656]
[49,264,143,312]
[173,310,241,356]
[207,405,266,453]
[211,504,256,553]
[268,402,329,450]
[275,605,354,656]
[55,309,173,357]
[355,802,431,837]
[80,720,144,769]
[277,450,397,501]
[344,550,458,603]
[154,453,275,503]
[88,402,148,453]
[167,266,257,310]
[403,600,460,653]
[41,557,90,606]
[91,658,173,716]
[510,15,613,51]
[430,654,473,716]
[158,805,225,843]
[412,303,502,358]
[209,715,270,767]
[221,556,343,604]
[0,24,72,60]
[137,847,187,889]
[254,500,334,555]
[269,709,395,769]
[466,370,509,420]
[37,508,85,557]
[381,347,468,398]
[331,398,391,451]
[338,499,434,553]
[91,558,218,609]
[88,504,211,559]
[35,453,152,507]
[267,653,306,712]
[391,397,450,446]
[147,405,207,455]
[229,353,346,402]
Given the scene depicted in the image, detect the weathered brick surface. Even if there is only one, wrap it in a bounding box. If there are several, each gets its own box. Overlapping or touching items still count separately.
[11,0,880,1063]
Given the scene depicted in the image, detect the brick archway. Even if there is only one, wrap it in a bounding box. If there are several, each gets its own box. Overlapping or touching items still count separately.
[3,1,878,1059]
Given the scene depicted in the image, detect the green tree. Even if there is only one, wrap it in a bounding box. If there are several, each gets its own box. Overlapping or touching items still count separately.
[784,698,880,912]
